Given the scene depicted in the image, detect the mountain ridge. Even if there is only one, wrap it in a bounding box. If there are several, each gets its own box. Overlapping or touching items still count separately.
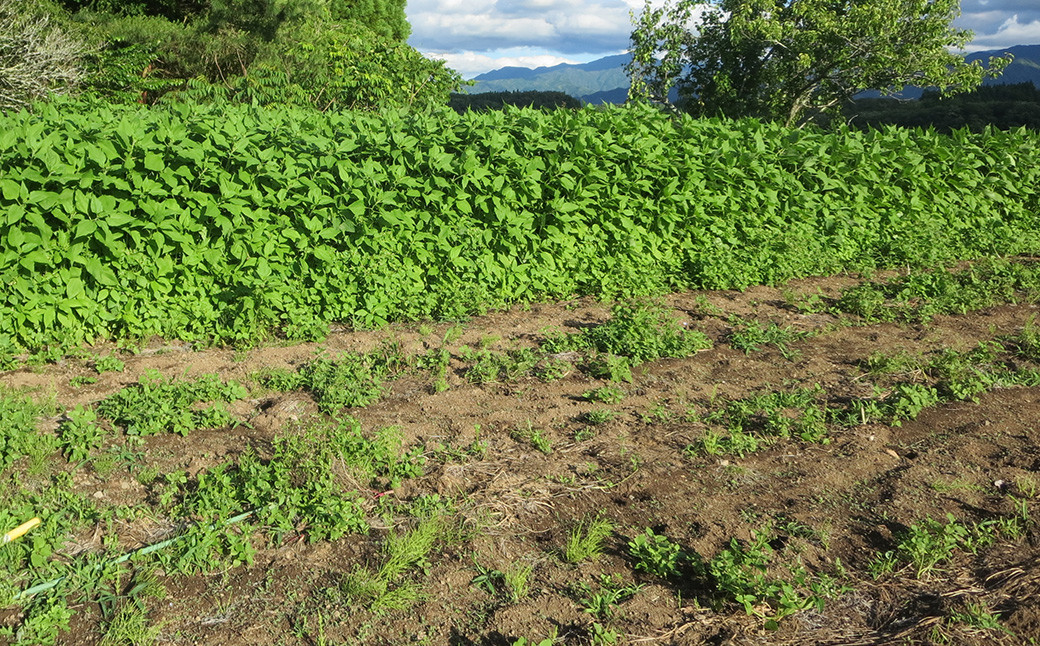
[467,45,1040,104]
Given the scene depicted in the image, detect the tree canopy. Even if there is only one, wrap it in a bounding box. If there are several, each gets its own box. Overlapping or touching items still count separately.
[628,0,1012,126]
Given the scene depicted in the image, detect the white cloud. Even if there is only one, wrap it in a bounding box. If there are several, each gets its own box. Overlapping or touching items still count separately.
[408,0,642,54]
[425,48,594,79]
[962,14,1040,51]
[408,0,1038,78]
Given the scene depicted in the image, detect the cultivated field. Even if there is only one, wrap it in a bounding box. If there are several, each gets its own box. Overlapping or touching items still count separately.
[2,260,1039,645]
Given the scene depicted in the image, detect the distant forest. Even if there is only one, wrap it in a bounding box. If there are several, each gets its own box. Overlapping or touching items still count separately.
[454,84,1039,131]
[847,83,1040,131]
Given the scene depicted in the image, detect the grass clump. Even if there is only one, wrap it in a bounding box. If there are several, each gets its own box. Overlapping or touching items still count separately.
[565,516,614,563]
[340,516,447,612]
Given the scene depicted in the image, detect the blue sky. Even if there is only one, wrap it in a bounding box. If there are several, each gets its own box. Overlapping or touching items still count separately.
[406,0,1040,78]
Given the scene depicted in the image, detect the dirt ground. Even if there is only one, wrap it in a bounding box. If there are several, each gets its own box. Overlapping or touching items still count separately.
[3,272,1039,646]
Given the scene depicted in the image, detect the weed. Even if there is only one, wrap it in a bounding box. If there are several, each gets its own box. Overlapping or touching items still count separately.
[833,260,1040,323]
[69,376,98,388]
[0,388,58,472]
[512,423,552,454]
[471,561,505,596]
[534,356,573,382]
[575,574,642,622]
[510,627,558,646]
[584,354,633,383]
[298,352,394,412]
[503,563,534,603]
[544,298,711,363]
[574,427,597,442]
[628,528,687,578]
[341,516,446,612]
[948,600,1010,634]
[565,516,614,564]
[251,367,303,391]
[415,347,451,392]
[98,603,160,646]
[708,525,848,624]
[58,405,106,463]
[1010,315,1040,362]
[728,318,809,359]
[583,386,624,404]
[94,355,126,374]
[97,371,246,438]
[867,513,1028,579]
[465,347,539,383]
[690,386,828,457]
[583,409,615,425]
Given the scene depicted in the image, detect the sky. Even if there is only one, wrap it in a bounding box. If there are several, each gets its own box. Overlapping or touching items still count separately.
[407,0,1040,78]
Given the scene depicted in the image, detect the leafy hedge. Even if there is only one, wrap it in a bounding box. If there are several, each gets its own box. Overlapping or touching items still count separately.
[1,100,1038,350]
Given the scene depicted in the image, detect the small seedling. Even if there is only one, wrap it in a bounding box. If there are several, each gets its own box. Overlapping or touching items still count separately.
[512,423,552,454]
[583,409,615,425]
[583,386,624,404]
[575,574,642,622]
[94,354,126,374]
[70,375,99,388]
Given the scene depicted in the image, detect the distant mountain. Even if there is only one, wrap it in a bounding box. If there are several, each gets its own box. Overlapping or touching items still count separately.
[466,45,1040,105]
[467,54,631,103]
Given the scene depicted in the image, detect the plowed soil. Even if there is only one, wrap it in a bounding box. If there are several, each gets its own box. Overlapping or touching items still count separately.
[3,273,1039,646]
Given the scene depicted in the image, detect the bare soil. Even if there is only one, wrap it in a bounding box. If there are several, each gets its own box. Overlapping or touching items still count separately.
[3,274,1039,646]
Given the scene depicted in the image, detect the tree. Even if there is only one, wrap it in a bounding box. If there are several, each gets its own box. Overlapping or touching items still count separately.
[0,0,88,113]
[627,0,1012,126]
[328,0,409,41]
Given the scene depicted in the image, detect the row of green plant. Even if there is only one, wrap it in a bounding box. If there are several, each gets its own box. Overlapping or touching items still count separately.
[684,325,1040,457]
[2,101,1038,352]
[829,258,1040,322]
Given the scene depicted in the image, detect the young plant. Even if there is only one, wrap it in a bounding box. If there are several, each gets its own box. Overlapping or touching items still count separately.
[512,423,552,454]
[728,318,809,359]
[575,574,642,622]
[628,528,686,578]
[583,386,625,404]
[58,405,106,463]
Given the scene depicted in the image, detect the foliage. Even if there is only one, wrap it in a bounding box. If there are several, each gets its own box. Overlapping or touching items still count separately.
[175,20,461,111]
[628,0,1011,126]
[693,386,828,456]
[0,0,88,113]
[0,389,56,471]
[545,298,711,363]
[328,0,409,42]
[449,90,581,113]
[96,371,247,438]
[1,102,1039,352]
[340,515,446,611]
[833,259,1040,323]
[628,528,687,578]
